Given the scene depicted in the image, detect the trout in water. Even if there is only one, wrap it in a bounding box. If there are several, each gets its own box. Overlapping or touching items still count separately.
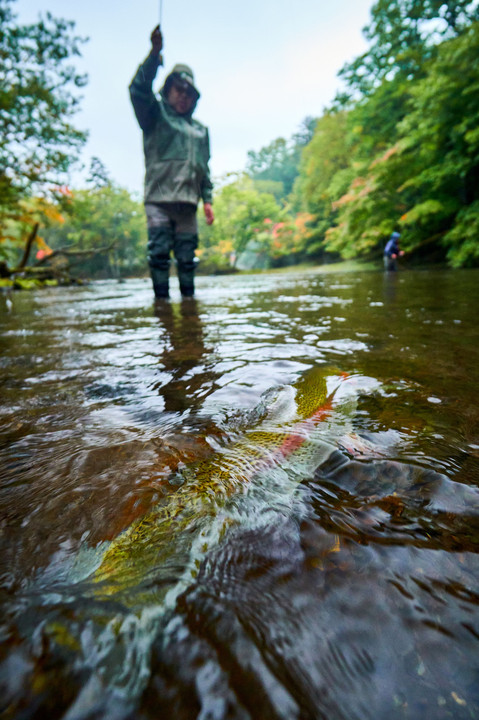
[83,366,355,603]
[38,367,370,708]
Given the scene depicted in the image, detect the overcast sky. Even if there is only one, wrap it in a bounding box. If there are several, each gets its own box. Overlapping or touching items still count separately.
[18,0,373,196]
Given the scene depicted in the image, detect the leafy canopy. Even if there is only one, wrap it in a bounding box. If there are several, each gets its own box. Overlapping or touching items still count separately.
[339,0,479,98]
[246,117,317,201]
[43,183,147,278]
[292,4,479,267]
[0,0,88,223]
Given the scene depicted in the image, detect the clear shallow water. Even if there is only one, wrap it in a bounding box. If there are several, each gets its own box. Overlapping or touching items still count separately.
[1,268,479,719]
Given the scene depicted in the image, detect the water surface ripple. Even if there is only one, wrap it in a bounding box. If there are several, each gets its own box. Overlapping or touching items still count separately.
[1,268,478,719]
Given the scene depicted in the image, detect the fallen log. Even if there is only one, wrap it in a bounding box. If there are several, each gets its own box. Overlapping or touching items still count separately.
[34,241,117,267]
[1,224,117,290]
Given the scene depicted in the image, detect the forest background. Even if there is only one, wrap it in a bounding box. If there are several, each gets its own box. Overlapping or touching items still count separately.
[1,0,479,285]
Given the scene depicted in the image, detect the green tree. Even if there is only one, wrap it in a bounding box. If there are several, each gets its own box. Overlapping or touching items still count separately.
[339,0,479,98]
[292,111,352,256]
[396,21,479,266]
[246,117,317,201]
[210,175,281,256]
[333,0,479,162]
[87,157,111,189]
[44,185,147,278]
[323,21,479,266]
[0,0,87,233]
[198,175,282,271]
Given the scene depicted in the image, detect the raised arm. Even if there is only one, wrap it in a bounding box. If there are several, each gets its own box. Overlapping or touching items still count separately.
[129,27,164,132]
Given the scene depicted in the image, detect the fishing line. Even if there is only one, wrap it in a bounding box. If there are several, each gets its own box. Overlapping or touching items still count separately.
[158,0,164,65]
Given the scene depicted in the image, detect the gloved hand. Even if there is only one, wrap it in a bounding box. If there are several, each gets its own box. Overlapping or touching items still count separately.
[204,203,214,226]
[150,26,163,57]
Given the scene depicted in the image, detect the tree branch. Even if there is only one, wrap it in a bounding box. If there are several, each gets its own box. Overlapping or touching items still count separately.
[17,223,39,270]
[34,241,118,266]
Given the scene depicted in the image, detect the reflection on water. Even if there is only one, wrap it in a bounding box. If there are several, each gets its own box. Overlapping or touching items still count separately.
[153,298,212,414]
[1,269,479,719]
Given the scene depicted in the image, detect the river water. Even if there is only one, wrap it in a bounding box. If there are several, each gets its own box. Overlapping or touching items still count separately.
[1,267,478,719]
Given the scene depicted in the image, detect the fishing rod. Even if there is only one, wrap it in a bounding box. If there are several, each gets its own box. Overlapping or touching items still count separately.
[156,0,164,65]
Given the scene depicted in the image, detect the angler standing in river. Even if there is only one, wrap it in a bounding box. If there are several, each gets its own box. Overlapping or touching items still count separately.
[129,26,214,299]
[383,231,404,272]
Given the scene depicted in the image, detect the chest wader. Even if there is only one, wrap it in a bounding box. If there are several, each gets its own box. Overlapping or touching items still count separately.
[148,226,198,298]
[384,255,397,271]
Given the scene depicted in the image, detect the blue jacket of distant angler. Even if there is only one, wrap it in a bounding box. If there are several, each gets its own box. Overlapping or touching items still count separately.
[129,54,213,208]
[384,232,401,257]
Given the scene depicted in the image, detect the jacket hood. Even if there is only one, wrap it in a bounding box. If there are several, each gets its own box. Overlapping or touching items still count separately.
[160,63,200,115]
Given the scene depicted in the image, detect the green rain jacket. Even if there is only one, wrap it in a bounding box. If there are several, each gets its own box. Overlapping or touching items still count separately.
[129,54,213,207]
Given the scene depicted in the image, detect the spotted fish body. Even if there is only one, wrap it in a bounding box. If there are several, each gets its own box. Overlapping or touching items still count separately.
[89,367,346,599]
[37,368,356,708]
